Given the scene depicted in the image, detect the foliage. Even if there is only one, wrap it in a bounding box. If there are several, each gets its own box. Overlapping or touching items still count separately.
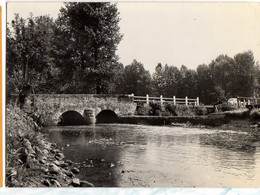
[122,60,152,95]
[164,103,178,116]
[149,102,163,116]
[224,109,250,119]
[7,14,58,97]
[250,109,260,120]
[54,2,123,94]
[6,2,260,105]
[135,102,151,115]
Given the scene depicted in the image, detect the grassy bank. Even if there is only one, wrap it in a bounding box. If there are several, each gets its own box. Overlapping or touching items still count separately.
[6,104,94,187]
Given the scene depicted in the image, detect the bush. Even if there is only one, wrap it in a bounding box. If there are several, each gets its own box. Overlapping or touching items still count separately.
[216,103,237,112]
[250,109,260,120]
[164,103,178,116]
[135,102,150,115]
[194,106,207,116]
[224,108,250,119]
[149,102,162,116]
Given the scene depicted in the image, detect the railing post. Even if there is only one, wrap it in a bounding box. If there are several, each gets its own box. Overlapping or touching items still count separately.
[173,96,176,105]
[185,96,188,106]
[146,94,149,104]
[160,95,163,105]
[196,97,199,106]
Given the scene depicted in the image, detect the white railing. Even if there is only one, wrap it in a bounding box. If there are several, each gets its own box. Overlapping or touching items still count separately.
[128,94,199,106]
[237,96,260,107]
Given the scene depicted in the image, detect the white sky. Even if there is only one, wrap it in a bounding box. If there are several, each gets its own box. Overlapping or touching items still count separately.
[7,2,260,73]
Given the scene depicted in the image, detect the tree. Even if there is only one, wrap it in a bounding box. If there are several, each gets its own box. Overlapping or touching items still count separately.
[6,14,57,99]
[55,2,123,94]
[152,63,165,96]
[208,54,235,100]
[123,60,152,95]
[196,64,215,104]
[233,50,255,96]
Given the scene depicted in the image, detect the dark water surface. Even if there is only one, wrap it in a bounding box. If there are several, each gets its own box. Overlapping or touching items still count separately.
[46,124,260,187]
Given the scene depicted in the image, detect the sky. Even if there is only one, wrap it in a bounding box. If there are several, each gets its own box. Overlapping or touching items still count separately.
[6,2,260,73]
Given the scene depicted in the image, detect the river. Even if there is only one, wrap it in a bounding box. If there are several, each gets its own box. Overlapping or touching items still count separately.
[45,124,260,187]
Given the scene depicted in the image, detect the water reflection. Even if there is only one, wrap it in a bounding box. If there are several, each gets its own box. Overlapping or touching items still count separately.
[46,124,260,187]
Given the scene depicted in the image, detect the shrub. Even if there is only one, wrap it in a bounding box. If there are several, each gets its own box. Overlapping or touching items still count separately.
[250,109,260,120]
[194,106,207,115]
[135,102,150,115]
[164,103,178,116]
[149,102,162,116]
[216,103,237,112]
[224,108,250,119]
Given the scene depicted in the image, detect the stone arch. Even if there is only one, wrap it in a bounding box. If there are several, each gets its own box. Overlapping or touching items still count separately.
[57,110,85,126]
[96,109,118,124]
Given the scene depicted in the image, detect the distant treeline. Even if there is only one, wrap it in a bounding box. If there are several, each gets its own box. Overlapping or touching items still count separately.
[6,2,260,105]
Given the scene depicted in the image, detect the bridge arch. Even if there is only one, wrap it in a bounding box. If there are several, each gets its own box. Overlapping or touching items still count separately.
[96,109,118,124]
[23,94,137,126]
[58,110,85,126]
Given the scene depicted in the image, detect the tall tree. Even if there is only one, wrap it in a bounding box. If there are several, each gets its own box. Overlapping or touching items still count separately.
[152,63,166,96]
[233,50,255,96]
[196,64,215,104]
[123,60,152,95]
[208,54,235,100]
[55,2,123,94]
[7,14,57,97]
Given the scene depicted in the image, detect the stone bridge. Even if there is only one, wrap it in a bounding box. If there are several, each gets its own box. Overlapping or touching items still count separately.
[23,94,137,126]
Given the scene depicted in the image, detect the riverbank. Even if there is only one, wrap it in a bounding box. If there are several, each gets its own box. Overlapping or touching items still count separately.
[118,108,260,132]
[6,104,94,187]
[118,114,230,126]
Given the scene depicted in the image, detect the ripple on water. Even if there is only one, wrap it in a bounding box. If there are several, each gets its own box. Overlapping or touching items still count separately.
[46,124,260,187]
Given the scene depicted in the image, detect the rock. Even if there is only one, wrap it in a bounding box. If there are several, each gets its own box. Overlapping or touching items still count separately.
[71,178,80,187]
[37,139,45,147]
[65,160,73,165]
[55,153,64,160]
[34,146,41,154]
[60,172,67,180]
[41,168,49,174]
[53,160,61,166]
[60,162,69,168]
[49,164,60,174]
[41,156,47,161]
[43,179,51,187]
[71,167,80,174]
[23,139,31,147]
[65,171,74,178]
[50,179,61,187]
[42,149,49,155]
[44,143,52,151]
[80,180,94,187]
[39,159,46,164]
[26,146,36,154]
[51,143,57,147]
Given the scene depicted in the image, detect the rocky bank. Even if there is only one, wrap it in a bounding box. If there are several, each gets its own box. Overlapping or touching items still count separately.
[6,104,94,187]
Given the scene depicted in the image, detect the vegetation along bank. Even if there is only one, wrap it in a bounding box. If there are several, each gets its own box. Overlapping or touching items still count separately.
[6,104,94,187]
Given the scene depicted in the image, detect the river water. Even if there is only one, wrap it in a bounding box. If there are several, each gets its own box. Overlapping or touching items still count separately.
[46,124,260,187]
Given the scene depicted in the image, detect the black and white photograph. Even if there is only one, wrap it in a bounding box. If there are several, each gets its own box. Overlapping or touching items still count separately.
[5,1,260,188]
